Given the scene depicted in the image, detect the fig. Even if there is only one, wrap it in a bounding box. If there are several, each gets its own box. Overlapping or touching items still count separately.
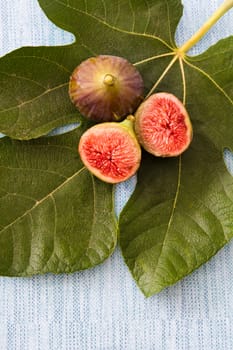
[78,116,141,183]
[135,93,193,157]
[69,55,144,122]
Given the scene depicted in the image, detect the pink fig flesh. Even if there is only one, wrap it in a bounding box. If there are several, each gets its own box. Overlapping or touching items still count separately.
[78,117,141,183]
[135,93,193,157]
[69,55,144,122]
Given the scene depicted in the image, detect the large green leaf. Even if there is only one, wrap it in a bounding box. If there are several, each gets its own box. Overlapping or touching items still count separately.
[0,0,233,296]
[0,119,117,275]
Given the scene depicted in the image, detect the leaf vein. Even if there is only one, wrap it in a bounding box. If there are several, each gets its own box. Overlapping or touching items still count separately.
[101,0,107,21]
[185,190,228,243]
[166,156,182,238]
[55,0,172,49]
[51,194,58,243]
[165,0,173,47]
[0,71,46,90]
[128,0,136,32]
[180,211,217,253]
[113,1,120,26]
[90,174,97,247]
[0,165,68,179]
[179,57,187,105]
[0,83,69,114]
[143,0,151,34]
[0,166,86,236]
[133,51,174,67]
[3,55,71,74]
[184,59,233,106]
[151,156,182,274]
[0,192,37,203]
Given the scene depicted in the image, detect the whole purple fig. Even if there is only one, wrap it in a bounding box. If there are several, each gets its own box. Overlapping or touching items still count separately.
[69,55,144,122]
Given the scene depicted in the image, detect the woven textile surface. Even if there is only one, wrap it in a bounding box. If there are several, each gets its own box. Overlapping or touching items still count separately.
[0,1,233,349]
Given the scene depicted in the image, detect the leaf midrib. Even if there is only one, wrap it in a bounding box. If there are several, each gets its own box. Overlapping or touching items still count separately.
[149,156,182,271]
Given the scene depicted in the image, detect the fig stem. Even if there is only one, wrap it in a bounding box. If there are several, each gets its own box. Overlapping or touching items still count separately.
[178,0,233,54]
[126,115,135,122]
[103,74,116,86]
[121,115,135,131]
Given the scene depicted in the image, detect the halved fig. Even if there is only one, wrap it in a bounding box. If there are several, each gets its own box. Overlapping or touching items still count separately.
[78,116,141,183]
[135,93,193,157]
[69,55,144,122]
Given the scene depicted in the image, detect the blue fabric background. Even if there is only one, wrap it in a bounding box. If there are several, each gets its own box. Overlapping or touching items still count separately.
[0,1,233,349]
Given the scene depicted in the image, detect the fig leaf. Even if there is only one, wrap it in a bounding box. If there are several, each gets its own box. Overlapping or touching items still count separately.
[0,119,117,275]
[0,0,233,297]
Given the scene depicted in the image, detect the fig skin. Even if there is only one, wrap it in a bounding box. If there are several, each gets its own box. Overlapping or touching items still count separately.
[78,116,141,184]
[135,93,193,157]
[69,55,144,122]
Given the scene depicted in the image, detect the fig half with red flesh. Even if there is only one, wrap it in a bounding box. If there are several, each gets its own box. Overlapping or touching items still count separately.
[69,55,144,122]
[135,93,193,157]
[78,117,141,183]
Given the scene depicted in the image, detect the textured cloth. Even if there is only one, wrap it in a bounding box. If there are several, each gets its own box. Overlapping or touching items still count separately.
[0,1,233,349]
